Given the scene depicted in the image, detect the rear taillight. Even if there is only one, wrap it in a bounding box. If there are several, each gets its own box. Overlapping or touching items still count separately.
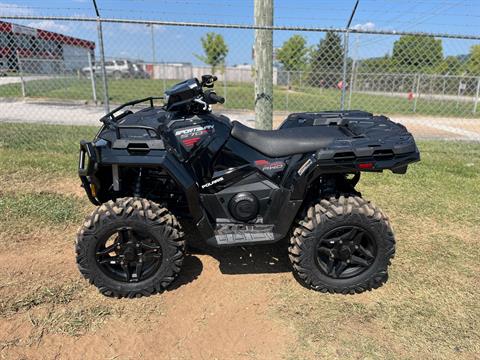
[358,162,374,170]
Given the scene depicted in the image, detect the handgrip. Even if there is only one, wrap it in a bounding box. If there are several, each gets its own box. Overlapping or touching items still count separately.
[206,91,225,104]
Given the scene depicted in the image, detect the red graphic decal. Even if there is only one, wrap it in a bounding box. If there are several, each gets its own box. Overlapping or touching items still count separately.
[182,137,201,147]
[255,160,269,166]
[254,160,284,171]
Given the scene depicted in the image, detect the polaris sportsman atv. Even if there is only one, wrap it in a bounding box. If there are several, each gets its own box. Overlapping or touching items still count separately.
[76,75,419,297]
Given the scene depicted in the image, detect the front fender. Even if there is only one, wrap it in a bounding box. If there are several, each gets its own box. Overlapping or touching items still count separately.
[78,140,214,239]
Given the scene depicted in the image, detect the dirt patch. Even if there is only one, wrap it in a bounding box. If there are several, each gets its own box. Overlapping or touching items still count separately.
[0,225,295,359]
[459,123,480,134]
[0,174,84,197]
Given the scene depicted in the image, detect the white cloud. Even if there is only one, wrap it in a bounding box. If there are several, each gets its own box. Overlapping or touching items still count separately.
[353,22,375,31]
[0,2,35,16]
[120,23,149,34]
[27,20,70,33]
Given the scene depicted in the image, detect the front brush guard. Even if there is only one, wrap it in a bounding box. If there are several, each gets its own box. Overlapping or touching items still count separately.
[79,140,100,205]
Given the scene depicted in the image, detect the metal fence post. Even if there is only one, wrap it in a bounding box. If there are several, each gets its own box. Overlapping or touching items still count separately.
[149,24,156,64]
[162,61,167,91]
[16,50,26,98]
[347,55,356,110]
[96,18,110,113]
[87,51,97,104]
[340,31,349,110]
[223,69,227,107]
[413,74,420,113]
[286,71,290,111]
[341,0,358,111]
[348,33,360,110]
[473,76,480,114]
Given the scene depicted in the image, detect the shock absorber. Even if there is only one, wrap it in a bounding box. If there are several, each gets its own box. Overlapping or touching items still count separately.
[134,167,143,197]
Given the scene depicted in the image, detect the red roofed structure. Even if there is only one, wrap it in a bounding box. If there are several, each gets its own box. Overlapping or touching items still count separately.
[0,21,95,73]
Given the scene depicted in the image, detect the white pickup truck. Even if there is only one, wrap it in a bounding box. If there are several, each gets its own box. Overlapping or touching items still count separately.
[82,59,134,79]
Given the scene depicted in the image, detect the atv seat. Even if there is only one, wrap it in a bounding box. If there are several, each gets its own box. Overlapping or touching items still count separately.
[231,121,347,157]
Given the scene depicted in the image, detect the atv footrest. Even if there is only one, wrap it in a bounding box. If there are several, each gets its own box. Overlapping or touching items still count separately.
[207,223,276,247]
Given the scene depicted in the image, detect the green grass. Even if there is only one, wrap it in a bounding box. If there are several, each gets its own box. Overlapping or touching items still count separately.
[0,123,97,177]
[1,77,479,118]
[0,122,97,153]
[0,192,83,225]
[360,141,480,224]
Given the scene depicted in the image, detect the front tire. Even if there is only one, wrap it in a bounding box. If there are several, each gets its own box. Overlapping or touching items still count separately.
[76,197,184,298]
[289,196,395,294]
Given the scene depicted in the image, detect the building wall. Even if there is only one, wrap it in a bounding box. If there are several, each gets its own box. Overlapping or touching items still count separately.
[152,64,278,85]
[62,45,92,71]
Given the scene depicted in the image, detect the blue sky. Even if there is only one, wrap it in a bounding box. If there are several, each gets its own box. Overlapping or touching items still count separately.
[0,0,479,65]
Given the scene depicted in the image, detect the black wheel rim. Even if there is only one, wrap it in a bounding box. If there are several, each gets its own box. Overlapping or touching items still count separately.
[95,227,163,283]
[315,226,377,279]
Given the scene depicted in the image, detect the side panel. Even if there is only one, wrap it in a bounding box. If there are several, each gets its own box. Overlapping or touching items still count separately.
[198,136,304,245]
[201,137,289,193]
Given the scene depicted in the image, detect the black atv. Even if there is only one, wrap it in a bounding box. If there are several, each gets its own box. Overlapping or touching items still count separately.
[76,75,419,298]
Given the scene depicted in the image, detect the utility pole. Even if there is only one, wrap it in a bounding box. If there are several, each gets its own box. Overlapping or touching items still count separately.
[254,0,273,130]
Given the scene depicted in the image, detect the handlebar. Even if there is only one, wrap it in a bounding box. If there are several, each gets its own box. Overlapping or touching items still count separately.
[205,91,225,104]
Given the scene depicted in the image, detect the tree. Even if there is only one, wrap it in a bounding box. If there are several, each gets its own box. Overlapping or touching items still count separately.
[309,31,344,87]
[466,45,480,75]
[434,56,462,75]
[195,32,228,74]
[358,54,395,73]
[276,35,308,71]
[392,35,443,71]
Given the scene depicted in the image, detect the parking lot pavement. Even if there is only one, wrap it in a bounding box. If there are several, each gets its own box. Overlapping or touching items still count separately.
[0,100,105,126]
[0,100,256,127]
[0,99,479,141]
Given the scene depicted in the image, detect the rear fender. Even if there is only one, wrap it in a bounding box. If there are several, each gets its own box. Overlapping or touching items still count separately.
[289,145,419,200]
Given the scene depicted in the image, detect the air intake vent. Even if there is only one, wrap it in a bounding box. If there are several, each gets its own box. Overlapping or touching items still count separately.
[333,152,356,161]
[373,149,394,160]
[127,142,150,152]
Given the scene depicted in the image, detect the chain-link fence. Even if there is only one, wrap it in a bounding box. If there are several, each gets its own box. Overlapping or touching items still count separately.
[0,16,480,151]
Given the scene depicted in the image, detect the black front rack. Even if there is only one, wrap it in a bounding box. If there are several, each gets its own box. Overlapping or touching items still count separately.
[99,96,164,140]
[100,96,164,124]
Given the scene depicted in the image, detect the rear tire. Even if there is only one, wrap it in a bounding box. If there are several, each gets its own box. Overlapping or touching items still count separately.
[289,195,395,294]
[76,197,184,298]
